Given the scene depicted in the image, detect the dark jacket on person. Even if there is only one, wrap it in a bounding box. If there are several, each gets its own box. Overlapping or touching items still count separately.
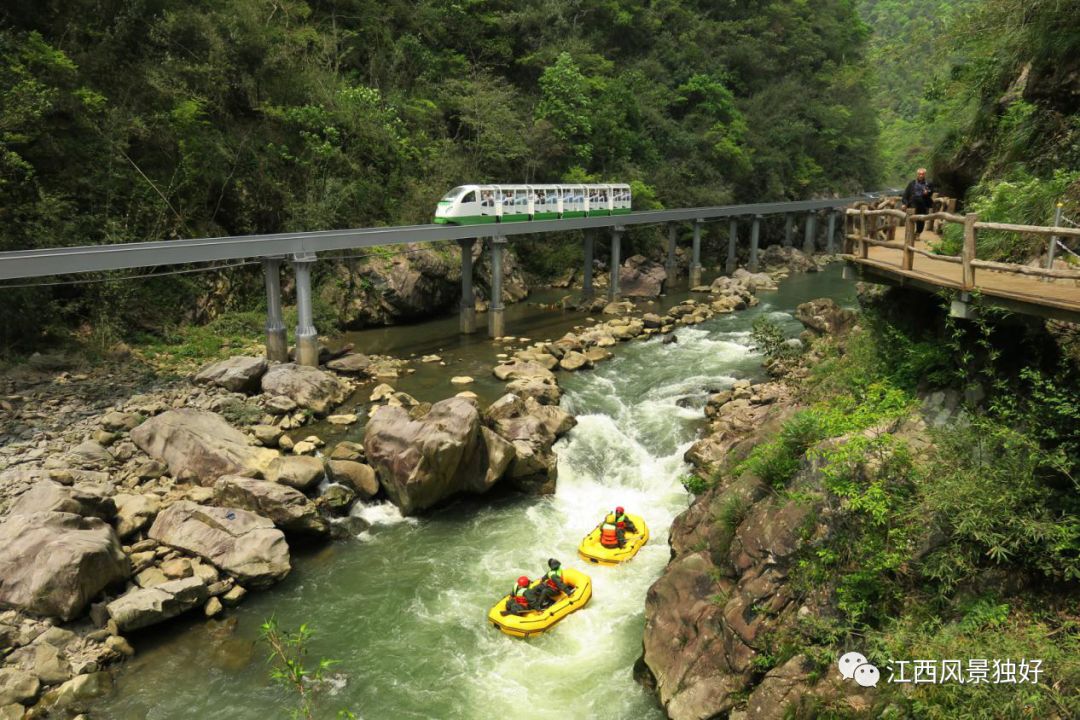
[903,179,935,209]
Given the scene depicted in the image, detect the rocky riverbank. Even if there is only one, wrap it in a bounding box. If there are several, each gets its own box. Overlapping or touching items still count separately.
[636,292,977,719]
[0,246,827,718]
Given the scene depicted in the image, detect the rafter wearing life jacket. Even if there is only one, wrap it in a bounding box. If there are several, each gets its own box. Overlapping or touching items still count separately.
[600,514,620,548]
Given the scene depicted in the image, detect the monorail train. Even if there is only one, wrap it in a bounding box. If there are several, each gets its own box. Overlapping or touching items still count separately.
[434,183,631,225]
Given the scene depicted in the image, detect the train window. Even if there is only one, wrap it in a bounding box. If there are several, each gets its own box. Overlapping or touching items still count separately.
[441,187,467,201]
[461,191,475,203]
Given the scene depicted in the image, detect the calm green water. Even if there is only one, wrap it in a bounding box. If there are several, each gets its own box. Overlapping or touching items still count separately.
[93,266,855,720]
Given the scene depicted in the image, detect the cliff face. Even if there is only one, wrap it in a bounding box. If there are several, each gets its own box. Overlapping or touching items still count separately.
[638,300,934,719]
[935,13,1080,196]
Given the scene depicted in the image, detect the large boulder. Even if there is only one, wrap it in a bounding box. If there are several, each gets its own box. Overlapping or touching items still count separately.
[794,298,857,337]
[0,512,130,621]
[733,268,778,292]
[106,576,209,632]
[619,255,668,297]
[8,480,115,521]
[260,364,348,417]
[506,377,562,405]
[148,501,290,588]
[492,415,558,494]
[492,361,556,384]
[324,461,379,500]
[364,398,505,514]
[130,409,278,485]
[112,493,162,539]
[265,456,324,492]
[642,551,743,720]
[214,476,328,537]
[193,356,268,394]
[523,398,577,438]
[63,441,115,469]
[0,668,39,706]
[325,353,374,376]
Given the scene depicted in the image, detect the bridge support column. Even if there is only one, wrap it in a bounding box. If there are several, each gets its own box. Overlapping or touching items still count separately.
[608,227,623,302]
[292,253,319,367]
[488,236,506,338]
[690,220,703,288]
[582,232,594,300]
[666,224,678,281]
[459,239,476,334]
[262,257,288,363]
[784,214,795,248]
[950,292,977,320]
[727,219,738,275]
[749,216,761,272]
[826,212,838,254]
[803,212,818,255]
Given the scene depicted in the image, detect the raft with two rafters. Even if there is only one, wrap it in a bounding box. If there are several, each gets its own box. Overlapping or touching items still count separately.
[576,514,649,566]
[486,567,593,639]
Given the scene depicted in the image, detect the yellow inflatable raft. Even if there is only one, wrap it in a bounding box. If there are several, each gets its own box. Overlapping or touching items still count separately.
[487,567,592,639]
[577,514,649,565]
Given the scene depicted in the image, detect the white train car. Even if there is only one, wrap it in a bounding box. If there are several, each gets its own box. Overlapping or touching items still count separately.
[434,183,631,225]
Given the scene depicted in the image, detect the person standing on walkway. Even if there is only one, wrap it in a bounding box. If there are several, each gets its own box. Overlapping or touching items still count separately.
[902,168,936,237]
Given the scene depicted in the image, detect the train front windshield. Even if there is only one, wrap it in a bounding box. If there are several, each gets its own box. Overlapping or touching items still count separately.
[441,187,469,202]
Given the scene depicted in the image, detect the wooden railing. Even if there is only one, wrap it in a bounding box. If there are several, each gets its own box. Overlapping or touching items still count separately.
[843,205,1080,292]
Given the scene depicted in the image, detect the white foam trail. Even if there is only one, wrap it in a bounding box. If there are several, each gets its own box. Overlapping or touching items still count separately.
[350,500,415,527]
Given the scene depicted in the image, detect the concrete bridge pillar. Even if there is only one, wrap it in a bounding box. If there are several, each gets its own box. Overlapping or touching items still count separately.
[690,220,704,288]
[291,253,319,367]
[582,231,594,299]
[608,227,623,301]
[826,212,838,254]
[749,216,762,272]
[803,212,818,255]
[727,219,738,275]
[666,224,678,281]
[488,236,506,338]
[459,239,476,334]
[262,257,288,363]
[784,214,795,248]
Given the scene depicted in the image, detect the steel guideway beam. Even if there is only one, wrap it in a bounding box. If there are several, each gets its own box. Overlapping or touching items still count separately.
[0,195,880,281]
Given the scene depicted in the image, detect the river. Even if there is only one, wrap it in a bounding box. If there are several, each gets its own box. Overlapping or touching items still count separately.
[93,265,855,720]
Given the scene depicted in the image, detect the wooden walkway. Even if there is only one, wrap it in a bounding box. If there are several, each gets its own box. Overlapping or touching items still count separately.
[842,205,1080,322]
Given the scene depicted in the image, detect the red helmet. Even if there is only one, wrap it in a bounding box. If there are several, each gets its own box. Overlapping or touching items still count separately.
[517,576,530,588]
[615,506,625,515]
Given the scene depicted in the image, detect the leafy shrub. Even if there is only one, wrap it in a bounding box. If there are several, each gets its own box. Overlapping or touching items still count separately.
[935,169,1080,262]
[750,316,802,363]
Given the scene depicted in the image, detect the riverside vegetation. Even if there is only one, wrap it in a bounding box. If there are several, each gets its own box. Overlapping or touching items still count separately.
[0,0,877,357]
[640,287,1079,718]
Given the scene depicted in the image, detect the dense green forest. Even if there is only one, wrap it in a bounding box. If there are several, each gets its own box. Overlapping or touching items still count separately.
[863,0,1080,235]
[0,0,877,353]
[2,0,1079,353]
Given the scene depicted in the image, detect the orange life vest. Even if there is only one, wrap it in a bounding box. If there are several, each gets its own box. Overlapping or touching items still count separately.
[600,516,619,548]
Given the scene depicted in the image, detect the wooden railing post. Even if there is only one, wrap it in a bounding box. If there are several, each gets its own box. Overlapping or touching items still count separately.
[962,213,977,289]
[903,210,916,271]
[858,208,868,259]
